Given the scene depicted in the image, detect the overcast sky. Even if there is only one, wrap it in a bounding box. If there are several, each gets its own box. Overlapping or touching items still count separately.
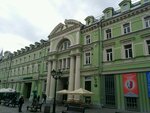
[0,0,138,53]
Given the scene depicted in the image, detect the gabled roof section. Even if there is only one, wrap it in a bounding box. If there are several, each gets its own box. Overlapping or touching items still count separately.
[64,19,82,26]
[49,19,83,38]
[50,23,64,36]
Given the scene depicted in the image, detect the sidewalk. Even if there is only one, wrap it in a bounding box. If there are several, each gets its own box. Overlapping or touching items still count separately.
[0,100,147,113]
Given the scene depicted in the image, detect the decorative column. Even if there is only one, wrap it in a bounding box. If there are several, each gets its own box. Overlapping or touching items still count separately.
[68,56,75,100]
[74,54,81,100]
[49,60,57,100]
[46,61,52,97]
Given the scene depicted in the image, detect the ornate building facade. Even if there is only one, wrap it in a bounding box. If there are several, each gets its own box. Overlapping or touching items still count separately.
[0,0,150,112]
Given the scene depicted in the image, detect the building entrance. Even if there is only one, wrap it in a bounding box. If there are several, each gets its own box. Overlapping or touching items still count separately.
[24,83,32,98]
[61,77,68,101]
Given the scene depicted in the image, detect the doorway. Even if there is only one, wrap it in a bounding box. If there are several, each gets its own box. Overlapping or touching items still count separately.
[24,83,32,98]
[61,77,68,101]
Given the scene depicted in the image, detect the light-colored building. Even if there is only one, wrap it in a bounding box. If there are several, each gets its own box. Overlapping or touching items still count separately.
[0,0,150,112]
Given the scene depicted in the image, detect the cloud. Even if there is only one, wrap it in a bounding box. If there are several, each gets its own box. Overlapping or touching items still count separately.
[0,0,140,53]
[0,33,32,52]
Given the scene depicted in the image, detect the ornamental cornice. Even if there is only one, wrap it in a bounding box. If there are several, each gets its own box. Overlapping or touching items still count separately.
[69,44,82,50]
[81,23,98,34]
[103,42,116,48]
[140,32,150,38]
[101,3,150,27]
[120,37,135,43]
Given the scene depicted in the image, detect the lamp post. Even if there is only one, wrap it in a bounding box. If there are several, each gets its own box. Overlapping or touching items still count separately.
[51,69,62,113]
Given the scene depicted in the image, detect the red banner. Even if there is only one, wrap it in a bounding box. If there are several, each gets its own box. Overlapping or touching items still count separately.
[123,73,138,97]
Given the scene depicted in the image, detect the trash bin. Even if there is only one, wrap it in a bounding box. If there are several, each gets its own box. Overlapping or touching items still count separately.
[44,104,51,113]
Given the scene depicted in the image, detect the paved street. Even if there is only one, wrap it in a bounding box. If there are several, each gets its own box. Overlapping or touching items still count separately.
[0,100,143,113]
[0,99,112,113]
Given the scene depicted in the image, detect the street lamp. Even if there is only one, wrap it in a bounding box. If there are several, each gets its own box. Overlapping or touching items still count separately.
[51,69,62,113]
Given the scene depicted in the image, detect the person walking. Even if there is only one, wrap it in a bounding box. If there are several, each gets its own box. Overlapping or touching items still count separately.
[18,95,24,112]
[42,93,47,103]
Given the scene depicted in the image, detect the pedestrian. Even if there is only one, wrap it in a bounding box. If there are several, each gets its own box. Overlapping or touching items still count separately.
[18,95,24,112]
[37,95,40,103]
[42,93,47,103]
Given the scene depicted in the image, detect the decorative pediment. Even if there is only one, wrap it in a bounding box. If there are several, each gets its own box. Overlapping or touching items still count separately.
[64,19,82,27]
[50,19,82,36]
[50,23,64,35]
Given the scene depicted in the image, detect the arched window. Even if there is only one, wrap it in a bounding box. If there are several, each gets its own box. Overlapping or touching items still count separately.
[58,40,70,51]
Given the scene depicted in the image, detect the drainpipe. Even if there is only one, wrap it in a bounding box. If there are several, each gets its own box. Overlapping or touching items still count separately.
[98,19,103,108]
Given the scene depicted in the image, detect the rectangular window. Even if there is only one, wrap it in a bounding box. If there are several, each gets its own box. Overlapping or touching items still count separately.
[106,29,112,39]
[85,35,91,44]
[59,59,62,69]
[124,44,133,58]
[84,52,91,64]
[105,75,115,107]
[63,59,66,69]
[46,62,48,71]
[67,58,70,69]
[106,48,113,61]
[123,23,130,34]
[125,97,138,110]
[85,77,91,104]
[144,16,150,28]
[34,54,36,59]
[123,3,128,12]
[146,40,150,55]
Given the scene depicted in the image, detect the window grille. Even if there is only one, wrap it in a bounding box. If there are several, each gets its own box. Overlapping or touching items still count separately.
[105,75,115,107]
[125,97,138,110]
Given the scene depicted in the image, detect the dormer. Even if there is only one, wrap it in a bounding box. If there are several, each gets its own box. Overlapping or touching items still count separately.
[4,51,11,59]
[141,0,150,4]
[30,44,34,50]
[21,48,25,53]
[40,39,47,45]
[35,42,40,48]
[17,50,21,55]
[103,7,114,19]
[13,51,17,56]
[85,16,95,25]
[25,46,30,51]
[119,0,131,12]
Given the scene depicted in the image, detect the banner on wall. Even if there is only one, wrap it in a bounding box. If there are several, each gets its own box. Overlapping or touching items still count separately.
[146,72,150,97]
[123,73,138,97]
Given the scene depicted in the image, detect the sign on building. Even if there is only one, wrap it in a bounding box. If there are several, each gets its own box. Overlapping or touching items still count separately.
[146,72,150,97]
[123,73,139,97]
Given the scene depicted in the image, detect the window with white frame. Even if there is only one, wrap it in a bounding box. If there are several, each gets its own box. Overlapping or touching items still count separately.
[67,58,70,69]
[144,16,150,28]
[146,39,150,55]
[123,23,131,34]
[106,48,113,61]
[105,29,112,39]
[122,3,128,12]
[59,40,70,51]
[59,59,62,69]
[106,11,110,18]
[124,44,133,59]
[85,35,91,44]
[63,58,66,69]
[84,52,91,64]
